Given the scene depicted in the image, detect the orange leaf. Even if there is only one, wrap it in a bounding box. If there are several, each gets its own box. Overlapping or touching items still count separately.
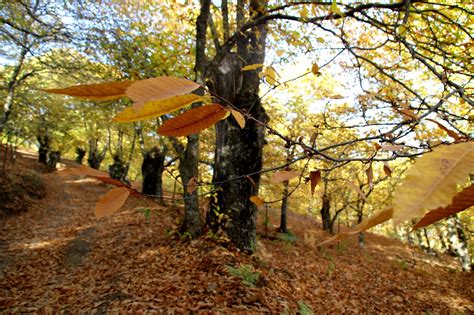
[270,170,300,184]
[187,177,197,194]
[426,118,462,141]
[365,164,373,188]
[412,185,474,230]
[58,166,108,177]
[44,80,133,100]
[309,170,321,196]
[95,187,130,219]
[373,143,382,150]
[397,109,418,120]
[383,161,392,177]
[250,196,265,209]
[231,109,246,129]
[317,207,393,246]
[158,104,227,137]
[126,77,200,106]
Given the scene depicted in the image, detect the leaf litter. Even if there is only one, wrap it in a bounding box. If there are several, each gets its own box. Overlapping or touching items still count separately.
[0,149,472,313]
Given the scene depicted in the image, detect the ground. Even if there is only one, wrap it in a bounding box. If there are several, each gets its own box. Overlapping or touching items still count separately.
[0,148,472,313]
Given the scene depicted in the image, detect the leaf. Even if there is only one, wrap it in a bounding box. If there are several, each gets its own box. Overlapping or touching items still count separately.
[330,0,343,16]
[270,170,300,184]
[374,143,382,150]
[250,196,265,209]
[397,109,419,120]
[187,177,197,194]
[241,63,264,71]
[309,170,321,196]
[261,67,278,85]
[317,207,393,246]
[231,109,246,129]
[157,103,226,137]
[365,164,374,188]
[44,80,133,100]
[380,144,404,151]
[393,142,474,224]
[412,184,474,230]
[426,118,462,141]
[383,161,392,177]
[345,180,367,201]
[126,77,200,106]
[311,63,319,75]
[93,176,132,190]
[95,187,130,219]
[329,94,344,99]
[113,94,203,123]
[58,165,109,177]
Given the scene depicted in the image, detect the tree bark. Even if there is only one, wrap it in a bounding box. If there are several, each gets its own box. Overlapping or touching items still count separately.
[141,147,166,204]
[37,134,49,164]
[87,138,107,170]
[47,151,60,172]
[320,193,332,233]
[208,0,268,253]
[279,180,289,233]
[75,147,86,164]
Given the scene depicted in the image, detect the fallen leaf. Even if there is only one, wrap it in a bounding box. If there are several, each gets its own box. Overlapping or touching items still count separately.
[270,171,300,184]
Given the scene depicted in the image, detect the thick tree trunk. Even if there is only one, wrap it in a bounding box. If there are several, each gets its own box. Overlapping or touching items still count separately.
[37,134,50,164]
[320,194,332,233]
[141,147,166,204]
[47,151,61,172]
[108,155,126,180]
[209,0,268,253]
[357,211,365,248]
[75,147,86,164]
[279,180,289,233]
[448,215,472,271]
[87,138,107,170]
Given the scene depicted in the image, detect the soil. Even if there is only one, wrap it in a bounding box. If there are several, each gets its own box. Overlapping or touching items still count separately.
[0,147,472,313]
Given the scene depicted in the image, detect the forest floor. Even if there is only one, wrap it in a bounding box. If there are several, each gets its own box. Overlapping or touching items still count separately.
[0,147,472,313]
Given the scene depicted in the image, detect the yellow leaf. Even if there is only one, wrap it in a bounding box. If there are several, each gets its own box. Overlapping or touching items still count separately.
[276,50,285,57]
[262,67,278,85]
[345,180,367,201]
[317,207,393,246]
[126,77,200,106]
[300,6,309,19]
[157,103,226,137]
[113,94,203,123]
[393,142,474,223]
[250,196,265,209]
[270,171,300,184]
[330,0,343,16]
[44,80,133,100]
[231,109,245,129]
[95,187,130,219]
[241,63,264,71]
[311,63,320,75]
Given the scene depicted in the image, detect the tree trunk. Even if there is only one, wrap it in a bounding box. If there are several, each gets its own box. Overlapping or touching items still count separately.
[47,151,61,172]
[320,194,332,233]
[108,155,126,180]
[208,0,268,253]
[357,211,365,248]
[87,138,107,170]
[141,147,166,204]
[279,180,289,233]
[75,147,86,164]
[448,215,472,271]
[37,134,50,164]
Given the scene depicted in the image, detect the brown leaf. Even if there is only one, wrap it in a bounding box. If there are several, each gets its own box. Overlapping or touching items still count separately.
[380,144,404,151]
[426,118,462,141]
[397,109,419,120]
[187,177,197,194]
[383,161,392,177]
[309,170,321,196]
[317,207,393,246]
[365,164,373,188]
[311,63,319,75]
[231,109,246,129]
[309,131,319,146]
[250,196,265,209]
[44,80,133,100]
[270,170,300,184]
[58,166,109,177]
[345,180,367,201]
[126,77,200,106]
[373,143,382,150]
[95,187,130,219]
[413,185,474,230]
[158,104,227,137]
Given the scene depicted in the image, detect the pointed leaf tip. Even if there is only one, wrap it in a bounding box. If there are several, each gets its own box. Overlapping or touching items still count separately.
[95,187,130,219]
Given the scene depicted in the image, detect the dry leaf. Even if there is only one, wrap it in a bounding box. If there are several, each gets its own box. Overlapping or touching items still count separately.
[311,64,319,75]
[58,165,109,177]
[365,164,374,188]
[380,144,404,151]
[241,64,264,71]
[126,77,200,106]
[426,118,462,141]
[187,177,197,194]
[250,196,265,209]
[95,187,130,219]
[113,94,203,123]
[317,207,393,246]
[231,110,245,129]
[157,104,227,137]
[345,180,367,201]
[383,161,392,177]
[44,80,133,100]
[393,142,474,223]
[270,171,300,184]
[413,184,474,230]
[374,143,382,150]
[309,170,321,196]
[397,109,418,120]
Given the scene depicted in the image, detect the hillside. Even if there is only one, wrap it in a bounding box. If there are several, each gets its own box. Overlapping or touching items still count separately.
[0,149,472,313]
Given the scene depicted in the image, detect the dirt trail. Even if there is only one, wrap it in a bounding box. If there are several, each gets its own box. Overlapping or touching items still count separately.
[0,152,473,313]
